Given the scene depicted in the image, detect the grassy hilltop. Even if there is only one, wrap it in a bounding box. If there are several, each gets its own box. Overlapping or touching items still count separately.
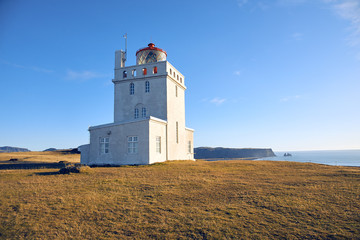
[0,152,359,239]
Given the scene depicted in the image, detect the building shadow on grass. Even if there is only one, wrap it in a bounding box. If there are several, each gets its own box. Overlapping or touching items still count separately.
[0,162,66,170]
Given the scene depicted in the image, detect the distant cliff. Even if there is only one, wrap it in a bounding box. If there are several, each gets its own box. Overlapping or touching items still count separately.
[43,148,57,152]
[194,147,276,159]
[0,146,31,153]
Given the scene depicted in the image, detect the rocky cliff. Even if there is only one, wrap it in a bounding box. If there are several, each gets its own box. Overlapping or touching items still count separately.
[194,147,276,159]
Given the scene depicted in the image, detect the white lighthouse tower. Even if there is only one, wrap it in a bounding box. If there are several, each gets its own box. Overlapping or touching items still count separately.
[79,43,194,165]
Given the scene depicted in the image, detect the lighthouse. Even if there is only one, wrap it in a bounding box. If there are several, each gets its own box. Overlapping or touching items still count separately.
[79,43,194,165]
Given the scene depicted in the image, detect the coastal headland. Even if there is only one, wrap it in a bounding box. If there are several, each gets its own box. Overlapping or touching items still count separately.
[194,147,276,159]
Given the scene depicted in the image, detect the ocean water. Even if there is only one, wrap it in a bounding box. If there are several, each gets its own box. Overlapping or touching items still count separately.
[257,149,360,167]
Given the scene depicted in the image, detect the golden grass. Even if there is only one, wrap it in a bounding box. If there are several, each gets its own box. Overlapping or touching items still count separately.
[0,154,359,239]
[0,151,80,163]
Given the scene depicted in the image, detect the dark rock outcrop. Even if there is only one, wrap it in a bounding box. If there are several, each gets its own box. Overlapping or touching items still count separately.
[44,148,80,154]
[0,146,30,153]
[194,147,276,159]
[43,148,57,152]
[59,148,80,154]
[59,164,91,174]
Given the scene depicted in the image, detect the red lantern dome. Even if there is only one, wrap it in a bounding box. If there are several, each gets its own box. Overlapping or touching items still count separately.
[136,43,167,65]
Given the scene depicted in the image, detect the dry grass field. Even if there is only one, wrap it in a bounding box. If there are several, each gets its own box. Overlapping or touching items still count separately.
[0,152,359,239]
[0,151,80,163]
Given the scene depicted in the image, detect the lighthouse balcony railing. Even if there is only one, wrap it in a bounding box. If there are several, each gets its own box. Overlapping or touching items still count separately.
[113,61,185,86]
[114,61,167,81]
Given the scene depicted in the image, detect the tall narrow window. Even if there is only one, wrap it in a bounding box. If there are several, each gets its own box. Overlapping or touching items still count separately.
[188,141,192,153]
[170,68,172,75]
[100,137,109,154]
[142,68,147,75]
[134,108,139,119]
[132,69,137,77]
[145,81,150,93]
[173,72,175,78]
[176,122,179,143]
[153,66,158,74]
[177,75,179,81]
[130,83,134,95]
[128,136,138,154]
[123,71,127,78]
[180,77,182,83]
[156,136,161,153]
[141,107,146,118]
[175,85,178,97]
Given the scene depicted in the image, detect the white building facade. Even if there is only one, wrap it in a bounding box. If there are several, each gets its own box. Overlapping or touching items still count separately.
[80,43,194,165]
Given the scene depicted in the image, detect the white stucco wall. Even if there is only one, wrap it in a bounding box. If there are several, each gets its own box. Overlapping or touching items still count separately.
[165,62,188,160]
[79,144,90,164]
[87,120,150,165]
[185,128,195,160]
[113,61,168,122]
[81,53,194,165]
[148,118,167,164]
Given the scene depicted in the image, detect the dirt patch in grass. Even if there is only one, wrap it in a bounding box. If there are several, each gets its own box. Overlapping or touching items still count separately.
[0,158,359,239]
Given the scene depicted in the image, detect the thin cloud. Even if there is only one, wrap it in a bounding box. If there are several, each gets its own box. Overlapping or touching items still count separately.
[257,2,270,10]
[233,70,242,76]
[65,70,111,81]
[329,0,360,47]
[236,0,269,10]
[292,32,304,40]
[280,95,301,102]
[277,0,308,6]
[210,97,227,106]
[0,59,53,73]
[237,0,248,7]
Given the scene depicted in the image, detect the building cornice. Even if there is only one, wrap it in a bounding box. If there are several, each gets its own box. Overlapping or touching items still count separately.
[112,74,168,83]
[89,116,168,131]
[185,127,195,132]
[149,116,168,125]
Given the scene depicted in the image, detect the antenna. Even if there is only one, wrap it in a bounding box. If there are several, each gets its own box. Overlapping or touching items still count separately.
[123,33,127,62]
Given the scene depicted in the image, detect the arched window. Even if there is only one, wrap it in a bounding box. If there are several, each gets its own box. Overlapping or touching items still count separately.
[177,75,179,81]
[132,69,137,77]
[134,108,139,119]
[141,107,146,118]
[180,77,182,83]
[142,68,147,75]
[153,66,158,74]
[145,81,150,93]
[130,83,134,95]
[173,72,175,78]
[123,71,127,78]
[170,68,172,75]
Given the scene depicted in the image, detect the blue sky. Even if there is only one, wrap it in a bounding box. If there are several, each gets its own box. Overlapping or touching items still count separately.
[1,0,359,151]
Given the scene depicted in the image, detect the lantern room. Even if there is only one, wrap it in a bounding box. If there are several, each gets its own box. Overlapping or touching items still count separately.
[136,43,167,65]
